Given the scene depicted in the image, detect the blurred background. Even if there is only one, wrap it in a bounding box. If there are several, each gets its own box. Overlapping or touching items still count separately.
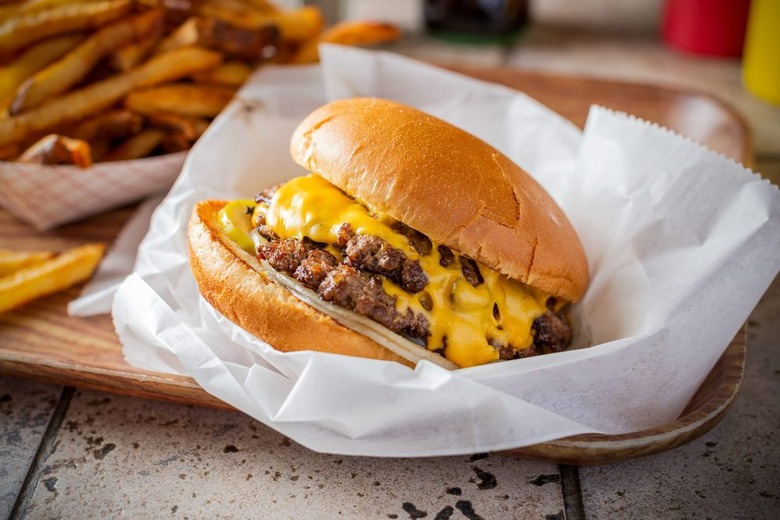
[303,0,779,184]
[328,0,664,33]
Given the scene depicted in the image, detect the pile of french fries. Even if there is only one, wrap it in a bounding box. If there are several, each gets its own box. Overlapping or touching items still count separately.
[0,0,401,167]
[0,244,105,314]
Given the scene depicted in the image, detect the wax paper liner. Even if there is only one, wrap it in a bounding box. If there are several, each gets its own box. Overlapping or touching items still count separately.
[112,46,780,457]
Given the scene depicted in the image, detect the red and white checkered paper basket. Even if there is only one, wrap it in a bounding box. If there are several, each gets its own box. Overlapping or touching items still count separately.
[0,152,186,231]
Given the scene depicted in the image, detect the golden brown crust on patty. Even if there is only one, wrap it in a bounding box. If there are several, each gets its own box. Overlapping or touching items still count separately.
[187,200,414,367]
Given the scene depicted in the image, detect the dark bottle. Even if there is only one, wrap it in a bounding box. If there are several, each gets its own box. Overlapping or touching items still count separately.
[424,0,528,42]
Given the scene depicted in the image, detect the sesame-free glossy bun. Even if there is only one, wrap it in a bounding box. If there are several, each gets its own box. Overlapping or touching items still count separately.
[290,97,588,302]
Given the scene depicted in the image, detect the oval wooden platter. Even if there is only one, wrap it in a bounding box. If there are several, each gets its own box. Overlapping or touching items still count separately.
[0,67,750,464]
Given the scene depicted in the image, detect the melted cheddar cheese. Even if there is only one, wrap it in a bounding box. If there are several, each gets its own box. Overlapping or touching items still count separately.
[236,174,550,368]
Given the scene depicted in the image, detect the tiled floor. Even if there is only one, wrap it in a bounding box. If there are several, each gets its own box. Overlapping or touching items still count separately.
[7,385,568,519]
[0,380,62,517]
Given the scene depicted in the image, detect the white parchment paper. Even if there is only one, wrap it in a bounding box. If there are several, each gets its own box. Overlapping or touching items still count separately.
[112,45,780,456]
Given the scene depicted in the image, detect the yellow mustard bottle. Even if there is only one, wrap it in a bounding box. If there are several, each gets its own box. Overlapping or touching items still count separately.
[742,0,780,105]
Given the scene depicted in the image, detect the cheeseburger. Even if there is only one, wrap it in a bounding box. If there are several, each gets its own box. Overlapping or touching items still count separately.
[187,98,589,369]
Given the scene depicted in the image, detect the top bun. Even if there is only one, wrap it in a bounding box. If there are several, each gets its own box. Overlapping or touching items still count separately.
[290,98,588,302]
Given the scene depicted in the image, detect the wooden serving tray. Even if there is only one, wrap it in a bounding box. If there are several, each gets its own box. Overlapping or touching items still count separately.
[0,68,750,464]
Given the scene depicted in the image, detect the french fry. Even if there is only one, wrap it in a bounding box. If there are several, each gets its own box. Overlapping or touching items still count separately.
[243,0,278,13]
[108,15,164,71]
[0,46,223,146]
[124,84,236,118]
[156,16,278,60]
[160,130,194,153]
[320,20,402,46]
[289,40,319,65]
[10,9,164,114]
[191,60,252,86]
[0,0,405,165]
[88,139,110,162]
[0,0,88,24]
[0,0,132,56]
[0,1,28,22]
[0,34,82,117]
[291,20,402,64]
[197,2,323,42]
[0,249,54,277]
[263,40,295,64]
[198,16,278,59]
[155,16,199,54]
[68,109,143,141]
[103,128,164,161]
[0,243,105,314]
[17,133,92,167]
[145,112,209,140]
[195,0,266,27]
[0,142,20,160]
[253,6,323,41]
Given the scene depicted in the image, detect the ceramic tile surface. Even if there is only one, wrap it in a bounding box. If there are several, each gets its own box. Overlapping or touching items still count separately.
[0,378,61,520]
[21,390,566,519]
[578,275,780,520]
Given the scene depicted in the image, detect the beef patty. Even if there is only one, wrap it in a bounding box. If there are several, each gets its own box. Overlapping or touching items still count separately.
[253,188,572,360]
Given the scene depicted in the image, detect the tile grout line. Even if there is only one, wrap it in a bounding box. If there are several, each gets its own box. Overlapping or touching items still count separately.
[9,386,75,520]
[559,464,586,520]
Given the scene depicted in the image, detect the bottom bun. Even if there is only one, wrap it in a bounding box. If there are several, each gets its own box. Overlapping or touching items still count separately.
[187,200,416,367]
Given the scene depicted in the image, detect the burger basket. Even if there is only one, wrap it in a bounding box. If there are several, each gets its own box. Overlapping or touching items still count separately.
[0,152,185,231]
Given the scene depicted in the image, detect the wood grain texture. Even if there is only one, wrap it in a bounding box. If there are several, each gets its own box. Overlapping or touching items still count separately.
[0,67,750,463]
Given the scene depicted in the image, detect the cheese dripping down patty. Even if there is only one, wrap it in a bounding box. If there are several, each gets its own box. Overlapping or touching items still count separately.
[220,174,552,368]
